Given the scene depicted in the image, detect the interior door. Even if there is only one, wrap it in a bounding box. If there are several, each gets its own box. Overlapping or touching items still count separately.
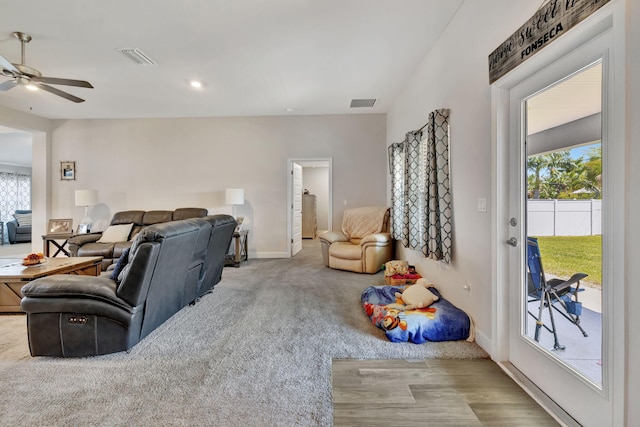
[505,31,613,426]
[291,162,303,256]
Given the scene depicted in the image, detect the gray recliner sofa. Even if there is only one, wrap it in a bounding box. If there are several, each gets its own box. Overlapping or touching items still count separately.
[20,214,236,357]
[6,209,32,244]
[68,208,208,271]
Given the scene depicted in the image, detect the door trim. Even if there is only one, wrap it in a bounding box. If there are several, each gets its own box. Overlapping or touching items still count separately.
[286,157,332,257]
[491,2,625,425]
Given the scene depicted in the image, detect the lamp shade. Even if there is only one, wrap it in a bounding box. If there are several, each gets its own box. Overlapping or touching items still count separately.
[225,188,245,205]
[75,189,98,207]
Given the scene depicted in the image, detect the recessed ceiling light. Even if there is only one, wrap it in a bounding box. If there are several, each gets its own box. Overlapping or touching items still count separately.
[189,80,203,89]
[285,107,294,112]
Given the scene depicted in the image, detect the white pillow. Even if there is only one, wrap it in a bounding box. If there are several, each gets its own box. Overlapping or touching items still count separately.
[97,223,134,243]
[13,213,32,227]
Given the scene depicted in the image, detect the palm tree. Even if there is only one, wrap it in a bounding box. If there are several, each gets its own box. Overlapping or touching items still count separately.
[527,155,547,199]
[583,145,602,197]
[539,151,573,199]
[527,147,602,199]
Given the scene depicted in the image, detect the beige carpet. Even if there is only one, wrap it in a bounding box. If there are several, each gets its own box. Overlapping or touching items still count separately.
[0,240,487,426]
[0,242,30,258]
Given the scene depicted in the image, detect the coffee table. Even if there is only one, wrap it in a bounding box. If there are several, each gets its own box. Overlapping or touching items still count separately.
[0,256,102,313]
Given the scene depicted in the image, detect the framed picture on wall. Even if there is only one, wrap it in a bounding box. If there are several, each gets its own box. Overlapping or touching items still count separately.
[60,161,76,180]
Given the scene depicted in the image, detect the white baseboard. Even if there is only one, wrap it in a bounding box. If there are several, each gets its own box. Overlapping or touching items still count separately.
[474,328,491,355]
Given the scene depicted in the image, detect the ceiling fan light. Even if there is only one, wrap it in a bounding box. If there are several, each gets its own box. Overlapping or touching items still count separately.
[25,83,38,91]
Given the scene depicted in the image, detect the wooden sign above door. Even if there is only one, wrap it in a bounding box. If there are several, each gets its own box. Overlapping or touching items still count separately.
[488,0,611,84]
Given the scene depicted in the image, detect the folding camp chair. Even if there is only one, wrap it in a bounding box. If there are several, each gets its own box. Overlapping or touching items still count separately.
[526,237,588,350]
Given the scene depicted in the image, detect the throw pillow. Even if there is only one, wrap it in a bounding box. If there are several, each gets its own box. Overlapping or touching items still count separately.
[109,248,130,283]
[97,223,134,243]
[13,213,32,227]
[394,278,439,310]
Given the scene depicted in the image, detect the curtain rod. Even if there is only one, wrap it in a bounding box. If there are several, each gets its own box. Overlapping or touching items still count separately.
[415,121,428,133]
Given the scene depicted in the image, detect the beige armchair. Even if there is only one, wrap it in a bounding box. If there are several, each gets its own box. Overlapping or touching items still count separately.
[318,207,393,274]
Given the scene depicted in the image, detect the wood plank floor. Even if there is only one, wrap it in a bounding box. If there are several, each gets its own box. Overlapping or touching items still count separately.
[332,359,561,427]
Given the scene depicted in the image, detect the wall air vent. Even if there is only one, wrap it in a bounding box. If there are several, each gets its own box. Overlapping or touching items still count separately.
[116,48,157,65]
[350,99,376,108]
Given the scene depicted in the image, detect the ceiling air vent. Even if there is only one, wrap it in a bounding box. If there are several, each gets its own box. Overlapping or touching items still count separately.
[350,99,376,108]
[116,48,157,65]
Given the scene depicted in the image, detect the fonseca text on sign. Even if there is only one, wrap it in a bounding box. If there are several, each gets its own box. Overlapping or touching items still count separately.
[488,0,610,84]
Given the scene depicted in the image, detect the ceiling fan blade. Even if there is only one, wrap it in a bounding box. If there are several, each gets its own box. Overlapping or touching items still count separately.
[0,53,19,75]
[0,79,18,91]
[36,83,85,103]
[34,76,94,88]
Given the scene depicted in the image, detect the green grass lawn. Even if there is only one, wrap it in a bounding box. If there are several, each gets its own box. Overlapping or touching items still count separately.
[533,235,602,287]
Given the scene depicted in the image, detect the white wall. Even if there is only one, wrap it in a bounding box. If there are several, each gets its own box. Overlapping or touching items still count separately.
[49,114,386,257]
[386,0,541,345]
[0,133,32,168]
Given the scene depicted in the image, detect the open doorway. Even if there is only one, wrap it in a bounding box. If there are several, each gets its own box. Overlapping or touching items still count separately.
[287,158,332,257]
[0,125,32,254]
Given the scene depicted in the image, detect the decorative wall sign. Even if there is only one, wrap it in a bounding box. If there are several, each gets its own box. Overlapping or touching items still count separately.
[488,0,611,84]
[60,161,76,180]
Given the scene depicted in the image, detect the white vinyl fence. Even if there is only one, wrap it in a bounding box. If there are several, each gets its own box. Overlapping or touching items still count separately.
[527,199,602,236]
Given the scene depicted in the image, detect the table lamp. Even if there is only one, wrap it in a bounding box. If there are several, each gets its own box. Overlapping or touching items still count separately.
[225,188,244,218]
[224,188,244,232]
[75,189,98,233]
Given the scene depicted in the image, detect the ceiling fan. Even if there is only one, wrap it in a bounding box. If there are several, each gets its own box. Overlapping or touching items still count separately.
[0,31,93,103]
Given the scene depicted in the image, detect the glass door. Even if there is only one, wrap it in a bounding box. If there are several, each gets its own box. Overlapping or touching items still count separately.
[524,61,603,386]
[504,30,615,425]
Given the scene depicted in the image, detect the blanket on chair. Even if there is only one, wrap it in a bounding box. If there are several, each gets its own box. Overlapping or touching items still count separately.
[341,207,388,238]
[361,285,474,344]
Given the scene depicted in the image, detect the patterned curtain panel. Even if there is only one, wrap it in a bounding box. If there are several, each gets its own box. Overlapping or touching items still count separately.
[389,142,405,241]
[424,109,452,263]
[0,172,32,243]
[402,131,424,250]
[387,109,452,263]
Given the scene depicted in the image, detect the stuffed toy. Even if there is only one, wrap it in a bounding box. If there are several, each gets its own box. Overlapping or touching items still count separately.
[383,260,409,277]
[395,278,439,310]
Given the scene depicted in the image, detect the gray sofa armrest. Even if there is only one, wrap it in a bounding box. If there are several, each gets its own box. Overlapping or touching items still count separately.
[21,275,134,312]
[6,219,18,243]
[68,233,102,255]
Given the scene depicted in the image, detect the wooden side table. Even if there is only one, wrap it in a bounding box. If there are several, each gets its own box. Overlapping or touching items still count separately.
[225,229,249,268]
[42,233,74,257]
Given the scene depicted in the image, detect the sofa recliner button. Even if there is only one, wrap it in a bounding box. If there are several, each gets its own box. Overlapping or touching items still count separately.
[68,315,88,324]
